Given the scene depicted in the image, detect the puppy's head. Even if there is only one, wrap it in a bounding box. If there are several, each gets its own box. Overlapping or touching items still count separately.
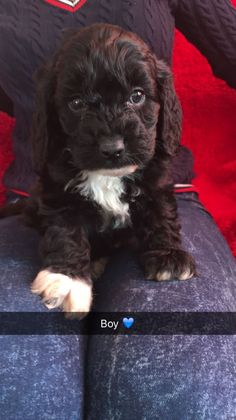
[32,23,181,178]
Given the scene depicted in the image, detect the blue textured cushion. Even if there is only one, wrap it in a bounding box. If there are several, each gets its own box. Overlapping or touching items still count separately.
[0,216,86,420]
[86,194,236,419]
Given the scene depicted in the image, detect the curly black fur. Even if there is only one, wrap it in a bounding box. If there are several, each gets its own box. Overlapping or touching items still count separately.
[9,23,196,314]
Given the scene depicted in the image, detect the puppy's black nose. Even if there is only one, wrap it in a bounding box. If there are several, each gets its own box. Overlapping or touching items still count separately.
[100,138,125,159]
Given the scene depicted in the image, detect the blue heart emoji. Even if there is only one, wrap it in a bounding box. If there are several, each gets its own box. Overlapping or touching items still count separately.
[123,317,134,329]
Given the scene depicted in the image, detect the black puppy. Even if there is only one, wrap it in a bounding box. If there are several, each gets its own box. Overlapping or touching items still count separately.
[17,23,196,315]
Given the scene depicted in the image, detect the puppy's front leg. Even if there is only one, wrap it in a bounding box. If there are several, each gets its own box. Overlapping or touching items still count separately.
[133,190,196,281]
[32,224,92,317]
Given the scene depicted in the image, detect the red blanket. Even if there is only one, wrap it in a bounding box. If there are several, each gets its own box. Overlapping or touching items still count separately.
[0,26,235,256]
[173,29,236,257]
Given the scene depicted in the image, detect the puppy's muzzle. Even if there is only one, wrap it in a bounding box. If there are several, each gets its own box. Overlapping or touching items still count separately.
[99,136,125,160]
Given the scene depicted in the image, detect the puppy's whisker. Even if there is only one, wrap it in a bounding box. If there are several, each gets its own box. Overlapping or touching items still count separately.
[64,172,82,192]
[126,153,143,168]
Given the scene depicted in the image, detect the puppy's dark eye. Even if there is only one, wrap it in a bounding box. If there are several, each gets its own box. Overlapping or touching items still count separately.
[68,98,84,112]
[129,89,145,105]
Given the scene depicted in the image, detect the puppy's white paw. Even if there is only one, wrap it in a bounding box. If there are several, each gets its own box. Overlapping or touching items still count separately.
[155,270,173,281]
[178,267,195,281]
[155,268,194,281]
[62,279,93,315]
[31,270,92,317]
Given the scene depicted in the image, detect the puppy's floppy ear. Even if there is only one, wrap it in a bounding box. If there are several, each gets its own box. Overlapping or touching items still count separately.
[31,61,56,174]
[155,60,182,157]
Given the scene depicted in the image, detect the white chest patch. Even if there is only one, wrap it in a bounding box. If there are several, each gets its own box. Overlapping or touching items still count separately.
[66,171,131,228]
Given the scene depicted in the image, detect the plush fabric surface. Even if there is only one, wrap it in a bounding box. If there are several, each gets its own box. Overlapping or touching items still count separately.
[0,20,235,254]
